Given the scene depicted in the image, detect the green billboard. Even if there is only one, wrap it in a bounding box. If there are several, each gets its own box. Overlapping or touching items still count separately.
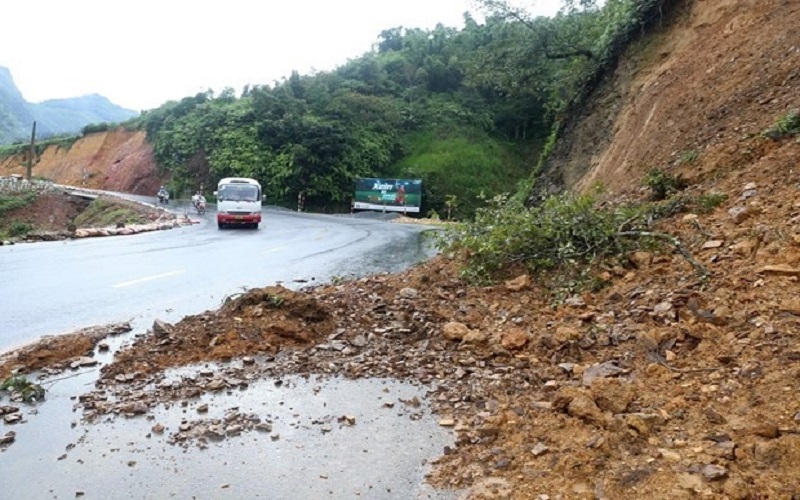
[353,177,422,213]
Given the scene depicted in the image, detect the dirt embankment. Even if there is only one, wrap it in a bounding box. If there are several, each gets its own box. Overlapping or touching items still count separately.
[0,128,163,195]
[543,0,800,196]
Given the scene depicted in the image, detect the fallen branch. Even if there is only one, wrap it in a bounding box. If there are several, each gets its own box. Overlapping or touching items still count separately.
[619,230,709,277]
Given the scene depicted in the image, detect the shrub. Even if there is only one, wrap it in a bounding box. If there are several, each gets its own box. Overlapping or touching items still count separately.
[644,167,687,201]
[696,192,728,213]
[436,192,657,285]
[761,110,800,140]
[8,221,33,237]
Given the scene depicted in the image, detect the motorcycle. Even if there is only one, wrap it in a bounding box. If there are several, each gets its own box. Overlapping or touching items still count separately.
[157,189,169,205]
[193,198,206,214]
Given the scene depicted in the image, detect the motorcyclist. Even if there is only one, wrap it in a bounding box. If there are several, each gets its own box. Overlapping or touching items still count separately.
[157,185,169,204]
[191,191,206,212]
[191,191,206,206]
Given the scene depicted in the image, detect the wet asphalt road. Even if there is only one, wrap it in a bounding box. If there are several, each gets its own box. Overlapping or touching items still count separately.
[0,201,457,500]
[0,203,438,352]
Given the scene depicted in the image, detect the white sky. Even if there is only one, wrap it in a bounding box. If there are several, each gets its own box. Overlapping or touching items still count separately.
[1,0,563,112]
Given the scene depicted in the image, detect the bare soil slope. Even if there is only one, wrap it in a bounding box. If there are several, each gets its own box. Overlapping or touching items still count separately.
[544,0,800,196]
[0,129,162,195]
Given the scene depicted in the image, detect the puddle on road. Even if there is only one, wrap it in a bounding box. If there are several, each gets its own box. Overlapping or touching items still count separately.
[1,371,459,500]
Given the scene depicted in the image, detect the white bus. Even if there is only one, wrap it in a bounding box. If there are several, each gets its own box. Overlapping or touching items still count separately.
[214,177,263,229]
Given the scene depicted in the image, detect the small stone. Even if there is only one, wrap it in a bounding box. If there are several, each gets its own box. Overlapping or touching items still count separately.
[531,443,549,457]
[504,274,531,292]
[438,418,456,427]
[398,287,418,299]
[702,240,724,249]
[701,464,728,481]
[750,423,779,439]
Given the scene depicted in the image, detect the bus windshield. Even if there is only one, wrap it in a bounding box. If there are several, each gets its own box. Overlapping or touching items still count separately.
[218,184,259,202]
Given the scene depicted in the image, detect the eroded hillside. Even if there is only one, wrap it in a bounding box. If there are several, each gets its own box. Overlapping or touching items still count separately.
[0,128,162,195]
[543,0,799,196]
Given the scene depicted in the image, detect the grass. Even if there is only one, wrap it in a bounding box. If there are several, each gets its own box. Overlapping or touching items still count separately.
[72,199,147,227]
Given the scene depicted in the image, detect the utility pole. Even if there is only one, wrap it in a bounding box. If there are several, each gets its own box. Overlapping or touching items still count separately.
[26,121,36,180]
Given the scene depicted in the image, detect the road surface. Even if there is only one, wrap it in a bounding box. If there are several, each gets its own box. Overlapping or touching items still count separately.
[0,204,437,352]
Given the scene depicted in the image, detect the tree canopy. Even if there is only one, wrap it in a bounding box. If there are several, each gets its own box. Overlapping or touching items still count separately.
[126,0,665,217]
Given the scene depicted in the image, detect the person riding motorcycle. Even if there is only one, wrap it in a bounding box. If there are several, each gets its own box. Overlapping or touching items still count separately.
[191,191,206,213]
[157,186,169,205]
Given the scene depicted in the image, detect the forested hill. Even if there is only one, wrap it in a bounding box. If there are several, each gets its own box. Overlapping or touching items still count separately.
[124,0,669,217]
[0,66,138,145]
[1,1,673,218]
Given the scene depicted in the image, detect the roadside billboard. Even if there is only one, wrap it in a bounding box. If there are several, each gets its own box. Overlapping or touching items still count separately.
[353,177,422,213]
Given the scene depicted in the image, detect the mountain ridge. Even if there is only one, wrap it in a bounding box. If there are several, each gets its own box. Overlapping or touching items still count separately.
[0,65,138,145]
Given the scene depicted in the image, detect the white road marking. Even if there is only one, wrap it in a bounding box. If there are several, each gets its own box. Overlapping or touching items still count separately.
[112,270,185,288]
[262,246,287,255]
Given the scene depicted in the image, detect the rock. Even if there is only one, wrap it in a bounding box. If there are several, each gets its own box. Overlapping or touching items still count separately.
[590,379,636,414]
[728,206,757,224]
[621,413,663,437]
[564,295,586,307]
[582,361,626,387]
[677,473,703,492]
[702,240,725,249]
[462,329,488,344]
[701,464,728,481]
[531,442,549,457]
[349,335,368,347]
[500,328,528,350]
[567,395,607,427]
[398,287,418,299]
[72,356,98,368]
[197,404,209,414]
[750,423,779,439]
[504,274,531,291]
[152,424,165,434]
[0,431,16,445]
[3,413,22,424]
[152,319,174,338]
[206,379,226,391]
[438,418,456,427]
[629,251,653,269]
[442,322,470,341]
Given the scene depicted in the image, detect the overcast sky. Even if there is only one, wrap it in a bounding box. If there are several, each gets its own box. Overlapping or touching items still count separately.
[1,0,563,112]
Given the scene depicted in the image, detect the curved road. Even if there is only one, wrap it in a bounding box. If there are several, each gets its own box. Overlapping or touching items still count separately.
[0,203,437,352]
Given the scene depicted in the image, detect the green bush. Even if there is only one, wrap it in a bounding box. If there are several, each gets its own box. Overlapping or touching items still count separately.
[8,221,33,237]
[437,192,657,285]
[0,192,37,218]
[762,110,800,140]
[696,192,728,213]
[644,167,687,201]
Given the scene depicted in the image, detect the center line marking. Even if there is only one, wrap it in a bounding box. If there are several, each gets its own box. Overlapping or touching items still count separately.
[262,246,286,255]
[112,270,185,288]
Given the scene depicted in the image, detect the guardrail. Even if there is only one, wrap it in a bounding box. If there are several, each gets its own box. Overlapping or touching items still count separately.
[0,177,56,195]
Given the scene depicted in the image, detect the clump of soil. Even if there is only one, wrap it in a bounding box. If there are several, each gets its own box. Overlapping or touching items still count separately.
[0,323,131,379]
[99,286,336,380]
